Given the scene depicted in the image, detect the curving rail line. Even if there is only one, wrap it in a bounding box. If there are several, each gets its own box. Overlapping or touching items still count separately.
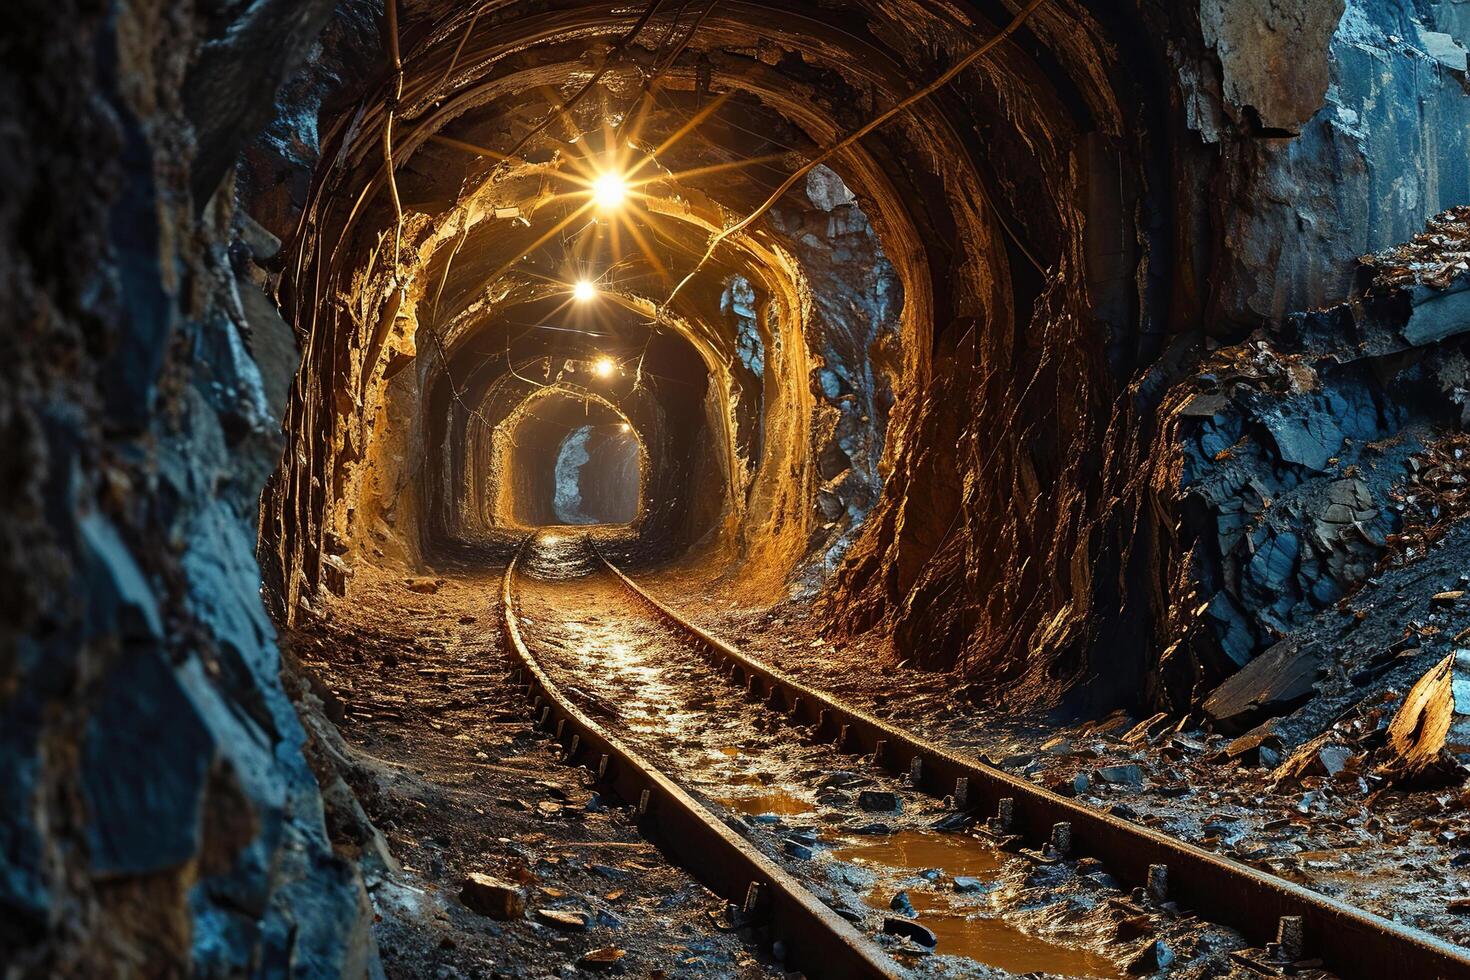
[500,529,1470,979]
[499,536,905,979]
[587,539,1470,980]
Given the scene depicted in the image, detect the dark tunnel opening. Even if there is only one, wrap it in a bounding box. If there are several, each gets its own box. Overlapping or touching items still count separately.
[7,0,1470,975]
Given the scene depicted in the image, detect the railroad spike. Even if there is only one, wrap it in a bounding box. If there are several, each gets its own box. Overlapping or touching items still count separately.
[743,881,766,915]
[995,795,1017,833]
[872,739,887,765]
[637,789,652,816]
[909,755,924,785]
[555,718,566,740]
[1048,821,1071,857]
[1275,915,1305,962]
[837,723,850,750]
[539,706,551,725]
[954,776,969,810]
[1147,864,1168,902]
[566,733,579,759]
[597,754,609,780]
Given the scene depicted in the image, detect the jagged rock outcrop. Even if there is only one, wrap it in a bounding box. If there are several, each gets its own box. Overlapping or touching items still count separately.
[0,3,375,974]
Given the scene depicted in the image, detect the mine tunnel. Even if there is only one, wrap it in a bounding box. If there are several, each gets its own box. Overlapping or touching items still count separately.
[6,1,1470,977]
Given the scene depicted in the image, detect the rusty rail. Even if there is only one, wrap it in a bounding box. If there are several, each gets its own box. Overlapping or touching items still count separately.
[592,541,1470,980]
[500,538,903,979]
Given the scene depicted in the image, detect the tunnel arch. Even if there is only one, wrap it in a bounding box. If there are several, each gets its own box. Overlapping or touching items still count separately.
[260,0,1198,711]
[486,384,648,530]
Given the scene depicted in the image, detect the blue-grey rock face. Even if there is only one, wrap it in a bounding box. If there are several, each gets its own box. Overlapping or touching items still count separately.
[768,166,903,570]
[0,4,374,975]
[1173,269,1470,695]
[554,425,596,524]
[1196,0,1470,320]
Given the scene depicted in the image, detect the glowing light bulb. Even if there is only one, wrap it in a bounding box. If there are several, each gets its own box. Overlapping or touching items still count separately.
[594,356,617,378]
[592,171,627,209]
[573,279,597,301]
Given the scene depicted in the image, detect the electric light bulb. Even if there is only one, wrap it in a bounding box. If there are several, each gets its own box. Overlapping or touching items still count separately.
[594,356,617,378]
[573,279,597,301]
[592,171,627,210]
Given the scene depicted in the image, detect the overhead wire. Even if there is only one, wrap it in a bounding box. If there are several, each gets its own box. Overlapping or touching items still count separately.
[657,0,1051,312]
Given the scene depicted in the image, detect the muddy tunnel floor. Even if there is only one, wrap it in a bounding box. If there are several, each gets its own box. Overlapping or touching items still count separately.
[284,563,781,979]
[273,530,1433,979]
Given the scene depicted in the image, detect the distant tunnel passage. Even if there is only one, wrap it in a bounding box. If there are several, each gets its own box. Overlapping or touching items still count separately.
[491,390,645,528]
[554,425,641,526]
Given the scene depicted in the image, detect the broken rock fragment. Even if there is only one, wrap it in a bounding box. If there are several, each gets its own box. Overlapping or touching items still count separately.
[1380,649,1470,779]
[535,908,591,930]
[460,872,527,920]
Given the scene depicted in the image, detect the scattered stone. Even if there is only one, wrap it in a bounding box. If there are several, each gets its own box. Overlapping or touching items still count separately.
[783,840,814,860]
[1170,734,1207,754]
[889,891,916,916]
[460,873,526,920]
[1226,722,1285,768]
[590,864,629,880]
[1203,640,1323,734]
[951,877,986,893]
[1095,765,1145,786]
[535,909,591,931]
[1380,650,1470,780]
[1125,939,1174,974]
[405,577,444,594]
[857,791,901,813]
[578,947,626,972]
[882,917,937,948]
[1123,713,1171,744]
[928,812,971,832]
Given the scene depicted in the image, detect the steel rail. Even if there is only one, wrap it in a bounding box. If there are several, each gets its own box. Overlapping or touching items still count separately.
[590,541,1470,980]
[499,537,904,979]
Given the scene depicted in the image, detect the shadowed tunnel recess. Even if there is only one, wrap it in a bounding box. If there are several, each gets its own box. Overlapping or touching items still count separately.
[262,0,1198,713]
[11,0,1470,975]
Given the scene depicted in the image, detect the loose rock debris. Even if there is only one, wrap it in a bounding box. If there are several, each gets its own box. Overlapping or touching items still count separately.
[1362,205,1470,292]
[687,574,1470,954]
[286,565,780,980]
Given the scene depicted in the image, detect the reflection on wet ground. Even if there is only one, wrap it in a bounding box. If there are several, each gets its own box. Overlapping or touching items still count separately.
[717,788,816,816]
[891,892,1124,978]
[517,534,1128,978]
[829,830,1005,879]
[832,832,1123,978]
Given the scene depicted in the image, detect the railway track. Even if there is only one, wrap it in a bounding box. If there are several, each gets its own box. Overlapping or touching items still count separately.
[500,532,1470,979]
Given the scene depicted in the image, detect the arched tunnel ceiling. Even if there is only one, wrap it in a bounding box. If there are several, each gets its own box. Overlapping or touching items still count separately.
[264,0,1186,699]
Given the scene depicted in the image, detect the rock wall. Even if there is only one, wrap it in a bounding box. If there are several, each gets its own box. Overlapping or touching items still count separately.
[0,3,373,975]
[1154,256,1470,709]
[1189,0,1470,322]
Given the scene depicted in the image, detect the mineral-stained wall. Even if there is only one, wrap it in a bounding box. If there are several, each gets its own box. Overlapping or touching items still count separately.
[0,2,374,974]
[827,0,1470,715]
[2,0,1469,972]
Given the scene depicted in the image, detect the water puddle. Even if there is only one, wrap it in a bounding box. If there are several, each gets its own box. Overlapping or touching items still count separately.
[895,894,1123,978]
[716,789,815,816]
[833,832,1123,979]
[830,830,1006,879]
